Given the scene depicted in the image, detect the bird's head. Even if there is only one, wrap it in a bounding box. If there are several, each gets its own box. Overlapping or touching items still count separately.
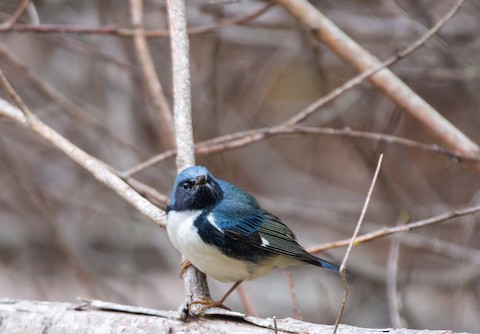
[168,166,224,212]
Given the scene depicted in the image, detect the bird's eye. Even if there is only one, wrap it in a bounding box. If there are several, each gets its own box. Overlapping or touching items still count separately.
[182,181,191,190]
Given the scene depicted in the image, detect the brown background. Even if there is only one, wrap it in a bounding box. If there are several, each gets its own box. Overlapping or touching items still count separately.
[0,0,479,332]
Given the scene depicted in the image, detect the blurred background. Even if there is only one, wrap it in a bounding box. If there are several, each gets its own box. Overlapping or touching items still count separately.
[0,0,479,332]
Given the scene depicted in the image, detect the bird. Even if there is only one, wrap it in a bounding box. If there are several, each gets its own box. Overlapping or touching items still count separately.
[166,165,347,310]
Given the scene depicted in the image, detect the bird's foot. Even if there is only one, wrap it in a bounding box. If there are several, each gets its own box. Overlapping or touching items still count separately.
[179,259,192,278]
[191,297,231,312]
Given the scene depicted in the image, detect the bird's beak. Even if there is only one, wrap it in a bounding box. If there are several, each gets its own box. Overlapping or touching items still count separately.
[195,175,207,186]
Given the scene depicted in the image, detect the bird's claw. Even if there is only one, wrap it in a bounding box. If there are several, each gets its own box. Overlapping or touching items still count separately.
[179,259,192,278]
[191,297,231,312]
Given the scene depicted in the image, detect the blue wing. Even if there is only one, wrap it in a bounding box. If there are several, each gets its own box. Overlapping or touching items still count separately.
[211,180,340,271]
[205,180,342,275]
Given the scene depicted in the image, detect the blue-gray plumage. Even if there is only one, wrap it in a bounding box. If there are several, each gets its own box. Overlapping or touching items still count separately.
[166,166,345,309]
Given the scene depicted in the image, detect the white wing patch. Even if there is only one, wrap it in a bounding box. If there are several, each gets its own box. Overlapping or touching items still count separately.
[207,213,223,233]
[260,236,270,247]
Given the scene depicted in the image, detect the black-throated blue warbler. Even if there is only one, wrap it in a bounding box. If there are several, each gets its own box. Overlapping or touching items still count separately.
[166,166,344,310]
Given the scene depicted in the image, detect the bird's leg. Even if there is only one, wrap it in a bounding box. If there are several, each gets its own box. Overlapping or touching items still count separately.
[179,258,192,278]
[192,281,243,311]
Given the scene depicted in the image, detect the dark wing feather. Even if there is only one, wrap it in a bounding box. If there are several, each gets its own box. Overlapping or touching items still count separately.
[225,211,319,262]
[213,180,342,273]
[213,194,316,262]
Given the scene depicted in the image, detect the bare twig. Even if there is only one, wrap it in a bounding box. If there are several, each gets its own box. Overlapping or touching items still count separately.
[386,219,405,328]
[0,97,166,227]
[308,204,480,254]
[130,0,175,149]
[5,4,273,38]
[0,0,31,31]
[281,0,466,127]
[283,268,302,320]
[0,42,145,154]
[187,3,274,35]
[0,70,32,121]
[121,125,480,178]
[333,154,383,334]
[274,0,480,166]
[166,0,210,316]
[400,232,480,267]
[236,284,256,316]
[126,177,170,208]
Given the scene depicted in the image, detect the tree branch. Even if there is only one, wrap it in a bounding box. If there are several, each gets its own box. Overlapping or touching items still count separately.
[0,299,469,334]
[273,0,480,164]
[130,0,175,148]
[166,0,211,316]
[0,97,165,227]
[307,203,480,254]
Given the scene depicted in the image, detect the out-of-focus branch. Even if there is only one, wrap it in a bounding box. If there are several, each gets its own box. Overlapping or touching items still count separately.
[273,0,480,165]
[129,0,175,149]
[0,42,145,154]
[0,96,166,227]
[386,224,404,328]
[307,203,480,254]
[122,1,479,177]
[4,4,273,37]
[121,125,480,178]
[166,0,211,316]
[0,0,30,31]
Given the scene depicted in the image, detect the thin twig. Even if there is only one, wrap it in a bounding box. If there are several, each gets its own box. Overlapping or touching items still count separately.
[333,154,383,334]
[283,268,302,320]
[308,203,480,254]
[386,221,403,328]
[6,4,273,38]
[0,42,146,155]
[0,70,32,121]
[121,124,480,177]
[0,0,31,31]
[236,284,256,316]
[186,3,274,35]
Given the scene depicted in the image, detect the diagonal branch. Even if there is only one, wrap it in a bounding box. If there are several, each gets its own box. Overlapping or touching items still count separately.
[0,0,31,31]
[0,96,165,227]
[273,0,480,164]
[121,0,479,177]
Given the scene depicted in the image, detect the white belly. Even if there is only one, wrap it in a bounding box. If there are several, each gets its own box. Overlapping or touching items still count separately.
[166,210,274,282]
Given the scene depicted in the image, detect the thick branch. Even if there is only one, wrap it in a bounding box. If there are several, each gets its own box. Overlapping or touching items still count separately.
[0,299,468,334]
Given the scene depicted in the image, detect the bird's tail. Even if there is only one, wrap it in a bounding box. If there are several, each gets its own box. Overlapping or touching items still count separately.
[304,253,355,278]
[316,258,341,273]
